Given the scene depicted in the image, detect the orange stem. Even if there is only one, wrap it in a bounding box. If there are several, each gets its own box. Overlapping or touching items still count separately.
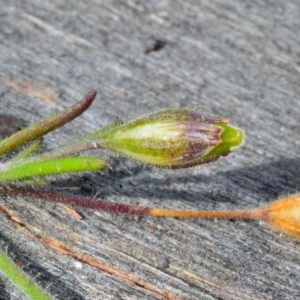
[149,207,265,220]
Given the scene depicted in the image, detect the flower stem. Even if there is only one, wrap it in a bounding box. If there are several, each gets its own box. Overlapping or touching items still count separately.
[0,185,264,221]
[9,138,43,163]
[148,207,263,219]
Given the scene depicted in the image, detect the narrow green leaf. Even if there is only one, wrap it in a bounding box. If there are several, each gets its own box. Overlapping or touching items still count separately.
[0,156,105,183]
[0,248,51,300]
[0,90,96,156]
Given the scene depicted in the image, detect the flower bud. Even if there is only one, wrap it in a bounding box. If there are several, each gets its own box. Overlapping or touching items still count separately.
[98,109,244,168]
[263,195,300,238]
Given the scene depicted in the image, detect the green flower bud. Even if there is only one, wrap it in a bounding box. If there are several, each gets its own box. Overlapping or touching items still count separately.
[98,109,244,168]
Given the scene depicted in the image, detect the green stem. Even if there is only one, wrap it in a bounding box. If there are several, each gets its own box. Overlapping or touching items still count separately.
[0,248,51,300]
[9,139,43,163]
[40,118,123,160]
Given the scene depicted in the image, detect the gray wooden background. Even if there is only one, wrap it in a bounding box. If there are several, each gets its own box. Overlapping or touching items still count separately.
[1,1,300,299]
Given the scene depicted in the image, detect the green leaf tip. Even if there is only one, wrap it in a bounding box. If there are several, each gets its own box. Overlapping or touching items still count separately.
[95,109,245,168]
[0,90,96,156]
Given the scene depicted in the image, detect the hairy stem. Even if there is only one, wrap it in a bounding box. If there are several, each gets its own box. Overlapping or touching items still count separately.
[0,185,264,220]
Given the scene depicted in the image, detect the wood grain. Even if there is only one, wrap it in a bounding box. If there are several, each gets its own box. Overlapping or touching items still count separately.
[0,1,300,299]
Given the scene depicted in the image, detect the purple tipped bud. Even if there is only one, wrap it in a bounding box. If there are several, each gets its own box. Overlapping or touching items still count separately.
[98,109,244,168]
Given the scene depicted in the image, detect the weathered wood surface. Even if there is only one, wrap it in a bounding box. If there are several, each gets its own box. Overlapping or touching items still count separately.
[0,1,300,299]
